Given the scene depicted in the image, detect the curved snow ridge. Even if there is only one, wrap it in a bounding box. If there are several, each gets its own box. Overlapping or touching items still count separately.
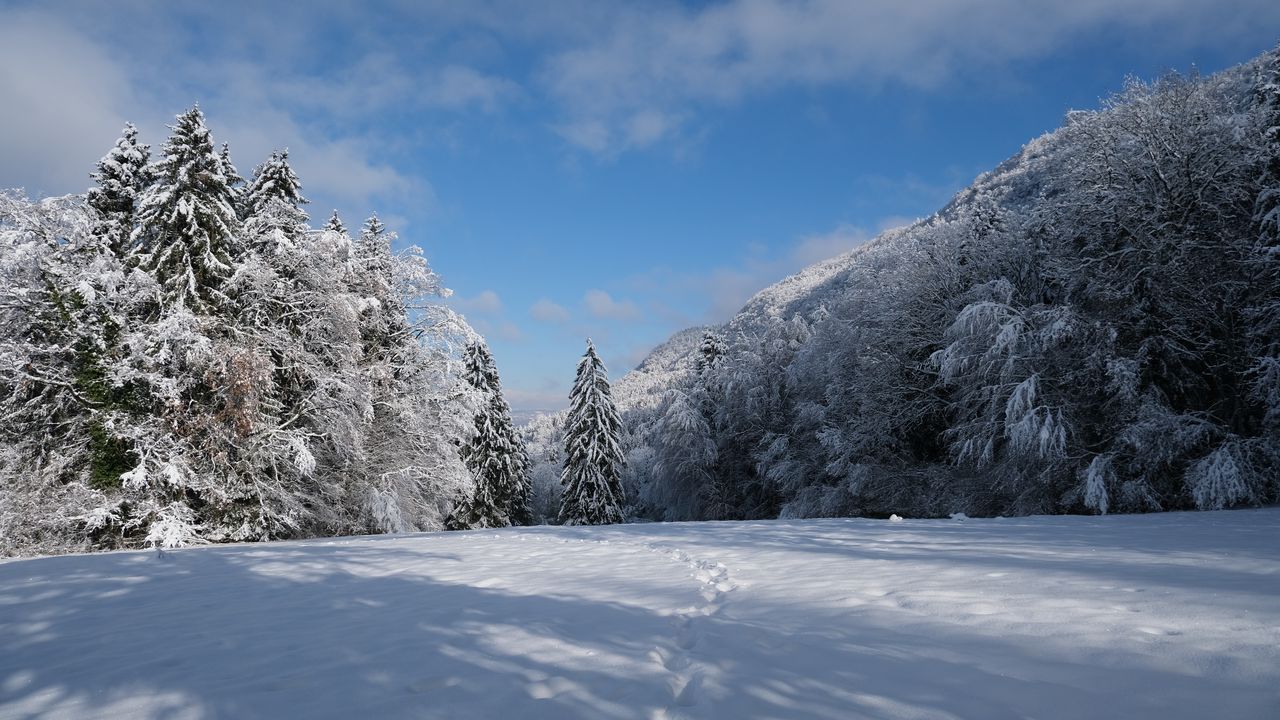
[515,532,738,716]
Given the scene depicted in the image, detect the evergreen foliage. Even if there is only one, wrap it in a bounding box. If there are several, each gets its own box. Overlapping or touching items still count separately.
[244,150,308,220]
[448,342,531,529]
[130,106,241,312]
[559,341,625,525]
[87,124,149,256]
[324,209,346,235]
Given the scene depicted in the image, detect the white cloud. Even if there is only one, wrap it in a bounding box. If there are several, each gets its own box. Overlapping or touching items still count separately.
[451,289,504,316]
[271,56,519,117]
[0,4,453,214]
[530,298,571,324]
[690,224,872,321]
[584,289,642,321]
[430,65,522,111]
[0,12,136,194]
[552,120,611,154]
[466,317,526,344]
[541,0,1280,153]
[874,215,918,234]
[493,321,526,342]
[157,60,424,215]
[788,224,873,268]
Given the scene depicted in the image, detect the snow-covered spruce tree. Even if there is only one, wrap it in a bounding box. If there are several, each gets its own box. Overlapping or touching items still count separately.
[448,341,532,529]
[130,106,241,312]
[239,150,311,301]
[324,209,346,235]
[559,340,626,525]
[351,214,404,397]
[87,124,149,256]
[354,214,394,305]
[218,142,245,219]
[243,150,308,236]
[80,127,156,502]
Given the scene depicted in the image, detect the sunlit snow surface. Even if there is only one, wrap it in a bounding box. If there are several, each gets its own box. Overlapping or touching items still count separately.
[3,510,1279,719]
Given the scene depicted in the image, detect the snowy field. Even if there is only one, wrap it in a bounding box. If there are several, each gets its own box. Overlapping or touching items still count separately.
[2,510,1278,719]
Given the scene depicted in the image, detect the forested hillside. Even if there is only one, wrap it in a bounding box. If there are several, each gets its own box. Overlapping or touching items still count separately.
[526,47,1280,522]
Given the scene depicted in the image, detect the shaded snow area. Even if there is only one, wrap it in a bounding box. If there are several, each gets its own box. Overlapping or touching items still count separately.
[3,510,1279,719]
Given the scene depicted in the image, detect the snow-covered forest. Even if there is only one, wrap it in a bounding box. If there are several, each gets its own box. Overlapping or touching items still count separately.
[527,48,1280,523]
[0,104,638,557]
[0,108,506,556]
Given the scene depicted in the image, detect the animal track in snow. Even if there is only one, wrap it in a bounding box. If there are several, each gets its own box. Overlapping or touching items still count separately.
[637,542,737,714]
[509,532,737,715]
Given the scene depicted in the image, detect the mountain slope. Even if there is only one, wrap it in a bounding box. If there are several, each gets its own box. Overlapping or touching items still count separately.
[610,52,1279,522]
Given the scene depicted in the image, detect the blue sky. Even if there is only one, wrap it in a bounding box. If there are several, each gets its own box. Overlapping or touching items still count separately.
[2,1,1278,418]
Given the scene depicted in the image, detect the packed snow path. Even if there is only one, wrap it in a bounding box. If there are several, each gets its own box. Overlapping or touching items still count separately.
[2,510,1279,719]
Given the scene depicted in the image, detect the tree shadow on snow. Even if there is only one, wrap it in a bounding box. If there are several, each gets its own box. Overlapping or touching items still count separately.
[0,540,677,720]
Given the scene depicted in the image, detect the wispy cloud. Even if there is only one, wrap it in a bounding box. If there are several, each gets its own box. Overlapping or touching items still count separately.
[270,56,521,117]
[0,11,137,195]
[450,289,504,316]
[584,289,642,321]
[0,3,495,217]
[530,298,571,324]
[539,0,1280,154]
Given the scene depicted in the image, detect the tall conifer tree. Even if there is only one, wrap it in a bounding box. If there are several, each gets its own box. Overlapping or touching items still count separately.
[218,142,245,218]
[87,124,149,256]
[448,342,531,528]
[559,340,625,525]
[130,106,240,311]
[324,210,347,235]
[242,150,310,258]
[244,150,308,221]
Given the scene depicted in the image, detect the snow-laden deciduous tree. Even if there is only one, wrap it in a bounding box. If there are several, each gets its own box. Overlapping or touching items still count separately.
[648,389,716,520]
[1249,44,1280,444]
[560,340,626,525]
[0,192,108,554]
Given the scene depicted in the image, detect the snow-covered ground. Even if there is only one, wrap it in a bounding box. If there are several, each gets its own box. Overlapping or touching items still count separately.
[2,510,1278,719]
